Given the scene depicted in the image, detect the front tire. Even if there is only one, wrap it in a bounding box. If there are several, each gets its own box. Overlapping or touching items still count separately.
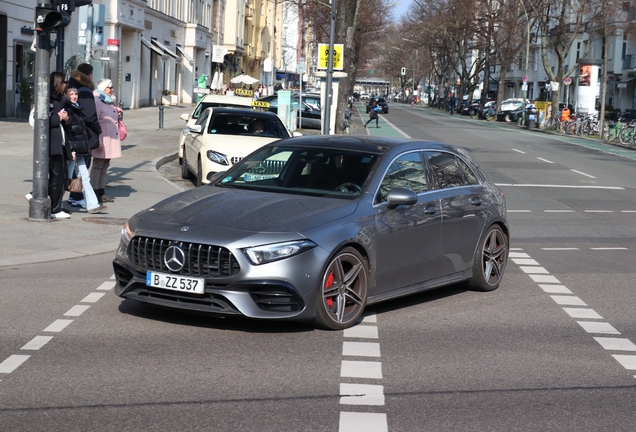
[466,225,508,292]
[504,114,511,122]
[196,157,204,187]
[181,148,193,180]
[314,247,368,330]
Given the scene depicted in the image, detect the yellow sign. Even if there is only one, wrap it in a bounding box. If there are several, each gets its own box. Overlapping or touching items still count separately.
[318,43,344,70]
[235,88,253,97]
[251,100,270,108]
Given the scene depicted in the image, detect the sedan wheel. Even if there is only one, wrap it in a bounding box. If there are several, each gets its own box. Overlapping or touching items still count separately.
[196,157,204,187]
[314,247,368,330]
[181,148,193,180]
[466,225,508,292]
[504,114,511,122]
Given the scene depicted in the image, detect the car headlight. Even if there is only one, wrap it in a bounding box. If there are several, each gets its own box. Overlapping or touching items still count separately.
[207,150,229,165]
[243,240,316,265]
[181,127,190,137]
[121,221,134,245]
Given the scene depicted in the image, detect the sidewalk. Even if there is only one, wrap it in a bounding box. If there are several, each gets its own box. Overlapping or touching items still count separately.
[0,106,187,267]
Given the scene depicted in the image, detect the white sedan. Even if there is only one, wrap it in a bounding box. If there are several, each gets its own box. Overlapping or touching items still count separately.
[181,107,299,186]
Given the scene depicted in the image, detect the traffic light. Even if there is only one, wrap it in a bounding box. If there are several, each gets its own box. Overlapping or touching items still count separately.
[59,0,93,13]
[35,4,63,32]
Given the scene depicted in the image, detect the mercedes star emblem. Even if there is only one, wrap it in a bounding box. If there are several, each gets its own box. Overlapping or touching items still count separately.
[164,245,186,272]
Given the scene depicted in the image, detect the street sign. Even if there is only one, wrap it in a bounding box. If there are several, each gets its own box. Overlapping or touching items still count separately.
[563,77,572,86]
[522,75,528,82]
[317,43,344,70]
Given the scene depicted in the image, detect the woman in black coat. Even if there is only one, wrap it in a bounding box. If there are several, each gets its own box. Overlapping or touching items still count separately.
[49,71,71,219]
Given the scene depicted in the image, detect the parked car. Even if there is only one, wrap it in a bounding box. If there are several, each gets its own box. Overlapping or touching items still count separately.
[258,94,322,129]
[461,99,484,117]
[113,136,510,330]
[177,94,259,165]
[508,103,537,123]
[181,107,297,186]
[496,98,527,122]
[366,97,389,114]
[360,93,370,101]
[478,101,497,119]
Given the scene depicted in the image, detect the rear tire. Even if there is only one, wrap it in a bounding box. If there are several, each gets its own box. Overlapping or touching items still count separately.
[466,225,508,292]
[181,148,193,180]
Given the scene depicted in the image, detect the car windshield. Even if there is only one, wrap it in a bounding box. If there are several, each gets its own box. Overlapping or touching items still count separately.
[217,145,379,198]
[192,101,252,119]
[208,113,289,138]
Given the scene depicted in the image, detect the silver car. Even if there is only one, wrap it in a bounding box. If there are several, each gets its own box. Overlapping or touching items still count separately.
[113,136,509,329]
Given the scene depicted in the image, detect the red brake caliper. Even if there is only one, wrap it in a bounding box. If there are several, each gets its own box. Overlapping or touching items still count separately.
[325,272,334,308]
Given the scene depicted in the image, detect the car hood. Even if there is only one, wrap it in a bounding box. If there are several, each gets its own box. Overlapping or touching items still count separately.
[134,186,359,234]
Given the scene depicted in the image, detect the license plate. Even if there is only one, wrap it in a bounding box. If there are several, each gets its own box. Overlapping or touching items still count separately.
[146,271,205,295]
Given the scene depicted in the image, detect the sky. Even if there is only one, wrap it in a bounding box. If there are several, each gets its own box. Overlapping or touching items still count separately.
[392,0,413,20]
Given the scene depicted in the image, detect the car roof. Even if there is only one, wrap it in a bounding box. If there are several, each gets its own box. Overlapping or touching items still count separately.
[264,135,460,154]
[203,107,280,117]
[200,94,254,106]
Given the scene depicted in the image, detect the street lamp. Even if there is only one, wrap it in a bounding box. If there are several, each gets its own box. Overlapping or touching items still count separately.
[392,46,418,102]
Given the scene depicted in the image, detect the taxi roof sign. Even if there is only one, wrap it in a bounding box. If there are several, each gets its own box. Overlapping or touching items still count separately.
[318,43,344,71]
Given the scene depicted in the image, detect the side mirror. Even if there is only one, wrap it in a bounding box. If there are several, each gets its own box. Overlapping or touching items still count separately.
[386,188,418,209]
[189,124,203,134]
[180,113,190,121]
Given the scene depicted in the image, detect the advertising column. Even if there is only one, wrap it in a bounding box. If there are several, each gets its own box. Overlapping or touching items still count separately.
[575,58,603,115]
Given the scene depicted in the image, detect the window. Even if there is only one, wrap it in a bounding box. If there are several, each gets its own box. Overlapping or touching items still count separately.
[427,151,469,189]
[377,152,428,203]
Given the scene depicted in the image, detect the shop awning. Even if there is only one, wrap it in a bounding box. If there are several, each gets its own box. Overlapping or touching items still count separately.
[141,37,166,57]
[176,45,194,63]
[151,39,178,59]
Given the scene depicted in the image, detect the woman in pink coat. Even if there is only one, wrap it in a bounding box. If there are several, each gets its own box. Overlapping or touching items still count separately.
[91,78,122,203]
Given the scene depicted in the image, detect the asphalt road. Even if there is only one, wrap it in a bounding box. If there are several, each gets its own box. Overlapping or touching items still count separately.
[2,104,636,431]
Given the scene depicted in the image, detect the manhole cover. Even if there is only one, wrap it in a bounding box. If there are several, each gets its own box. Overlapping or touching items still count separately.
[83,217,129,226]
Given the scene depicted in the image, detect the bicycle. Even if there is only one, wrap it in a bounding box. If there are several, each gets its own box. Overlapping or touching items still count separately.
[602,117,623,142]
[344,108,351,134]
[618,120,636,145]
[579,114,600,136]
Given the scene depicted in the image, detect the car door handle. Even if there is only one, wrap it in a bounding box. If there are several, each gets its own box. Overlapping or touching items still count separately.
[424,204,438,215]
[469,196,483,206]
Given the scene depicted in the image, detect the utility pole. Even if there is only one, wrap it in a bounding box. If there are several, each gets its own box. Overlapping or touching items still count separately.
[323,0,336,135]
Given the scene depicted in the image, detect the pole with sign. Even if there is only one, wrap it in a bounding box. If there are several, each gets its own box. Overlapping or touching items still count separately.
[563,76,572,110]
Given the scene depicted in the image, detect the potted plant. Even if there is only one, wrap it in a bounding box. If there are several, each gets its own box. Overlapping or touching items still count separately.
[17,77,32,119]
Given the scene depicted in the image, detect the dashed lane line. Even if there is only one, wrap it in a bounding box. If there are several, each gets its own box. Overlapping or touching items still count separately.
[0,276,114,376]
[513,251,636,378]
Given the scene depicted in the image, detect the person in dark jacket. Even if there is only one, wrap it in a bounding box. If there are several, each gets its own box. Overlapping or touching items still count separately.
[65,63,101,206]
[62,87,107,214]
[364,98,380,128]
[48,72,71,219]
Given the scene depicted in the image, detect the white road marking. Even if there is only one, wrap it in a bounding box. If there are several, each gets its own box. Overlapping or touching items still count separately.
[64,305,90,317]
[340,383,385,406]
[339,412,388,432]
[519,266,549,274]
[511,258,540,265]
[495,183,624,190]
[344,325,378,339]
[97,281,116,290]
[529,275,561,284]
[81,292,106,303]
[537,157,554,163]
[612,355,636,370]
[539,284,572,294]
[512,149,526,154]
[343,341,381,357]
[541,248,579,251]
[562,308,603,319]
[510,248,524,251]
[0,355,30,374]
[341,360,383,379]
[621,210,636,213]
[21,336,54,350]
[577,321,620,334]
[43,319,73,332]
[570,169,596,178]
[508,210,532,213]
[544,210,575,213]
[509,252,530,258]
[550,295,587,306]
[584,210,613,213]
[594,337,636,352]
[590,247,628,250]
[360,314,377,324]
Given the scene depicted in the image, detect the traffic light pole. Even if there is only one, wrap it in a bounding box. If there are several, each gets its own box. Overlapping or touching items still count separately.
[30,30,53,221]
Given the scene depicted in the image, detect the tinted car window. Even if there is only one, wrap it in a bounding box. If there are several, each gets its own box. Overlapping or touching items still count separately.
[377,152,427,203]
[427,151,465,189]
[457,157,479,185]
[208,113,288,138]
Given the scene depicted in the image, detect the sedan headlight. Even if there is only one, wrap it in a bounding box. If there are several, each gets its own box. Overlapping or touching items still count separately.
[207,150,229,165]
[121,221,134,245]
[243,240,316,265]
[181,127,190,137]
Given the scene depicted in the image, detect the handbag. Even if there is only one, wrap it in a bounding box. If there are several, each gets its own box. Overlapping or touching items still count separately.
[65,177,83,193]
[118,118,127,141]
